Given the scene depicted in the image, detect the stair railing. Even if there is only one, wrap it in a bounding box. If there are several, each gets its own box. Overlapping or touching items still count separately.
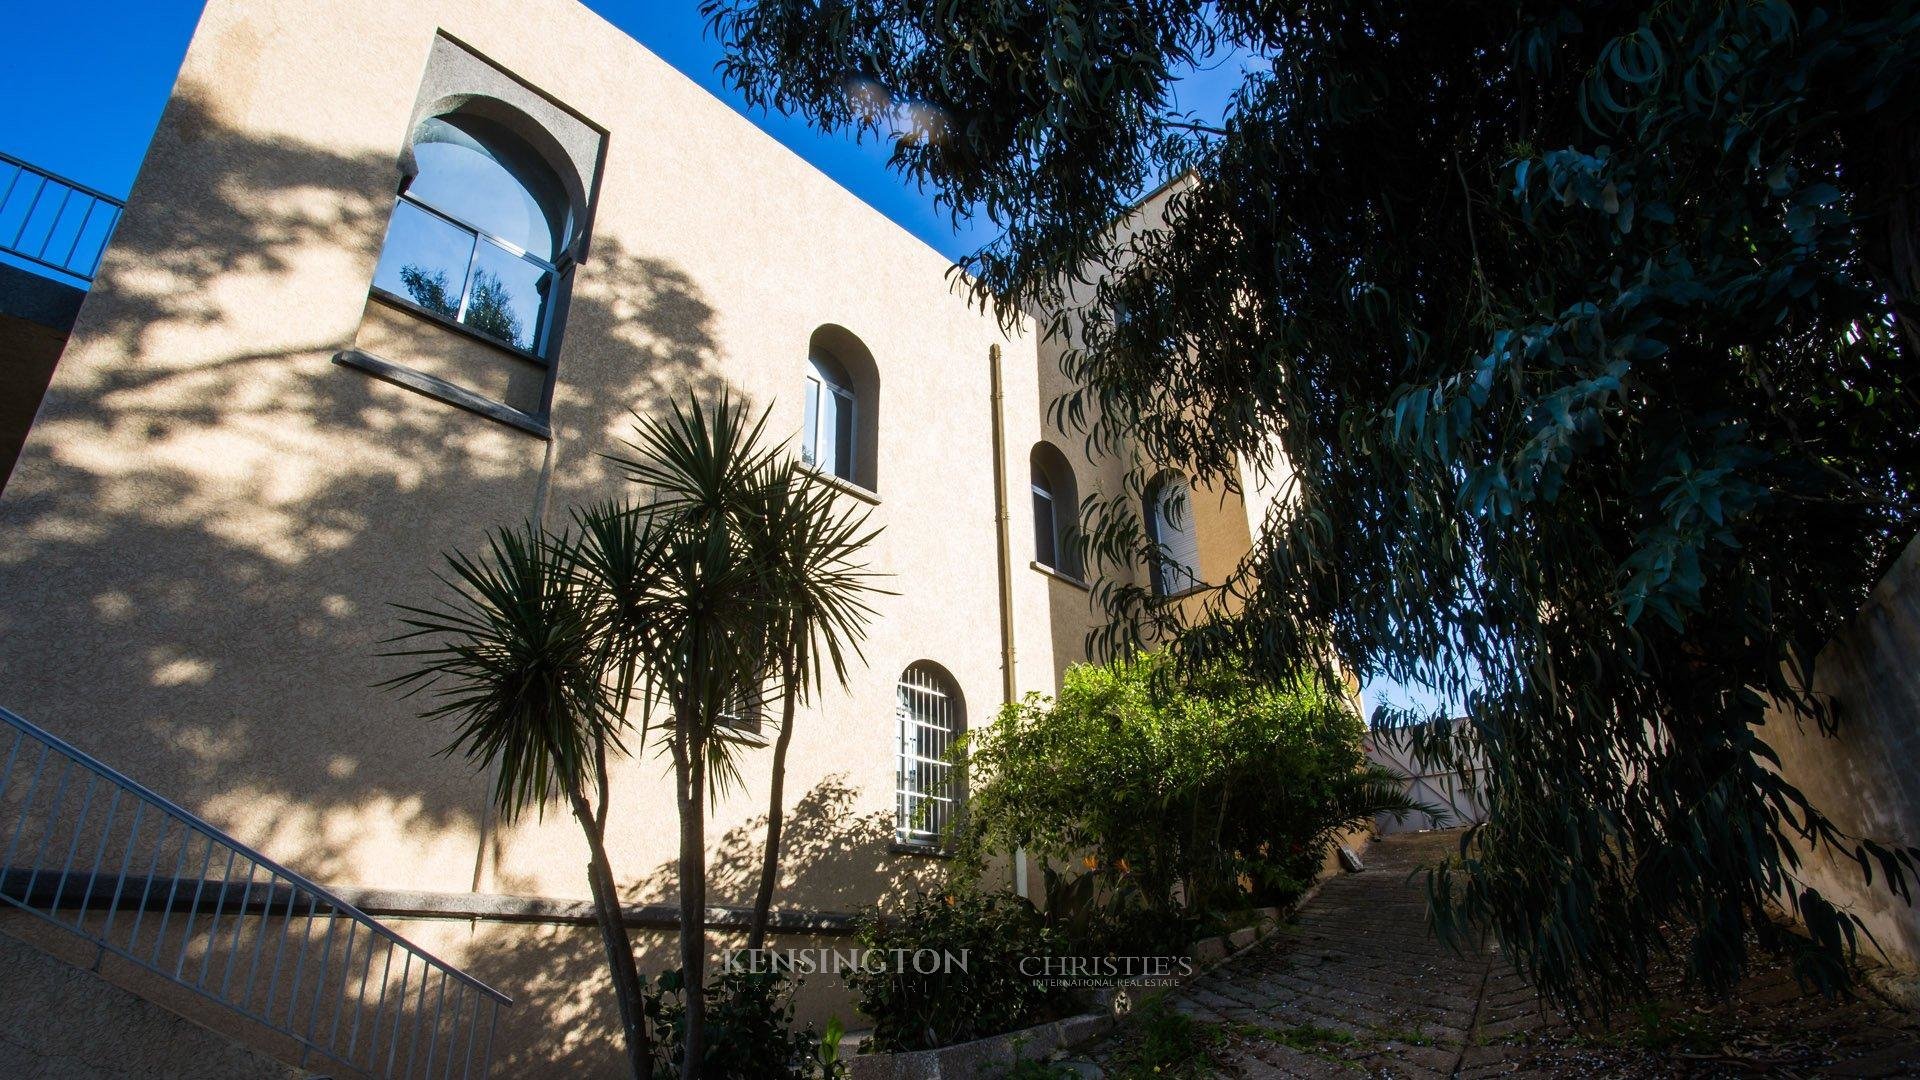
[0,705,511,1078]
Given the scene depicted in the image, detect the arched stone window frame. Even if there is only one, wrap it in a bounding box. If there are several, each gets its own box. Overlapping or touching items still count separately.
[336,35,606,439]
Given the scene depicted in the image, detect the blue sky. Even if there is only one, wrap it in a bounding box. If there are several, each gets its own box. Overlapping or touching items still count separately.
[0,0,1253,263]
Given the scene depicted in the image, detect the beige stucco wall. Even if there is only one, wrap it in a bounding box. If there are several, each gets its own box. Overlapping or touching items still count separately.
[0,0,1137,1072]
[1761,532,1920,978]
[0,921,313,1080]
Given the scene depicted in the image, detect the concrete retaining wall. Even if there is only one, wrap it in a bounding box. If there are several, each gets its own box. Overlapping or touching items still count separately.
[1763,533,1920,978]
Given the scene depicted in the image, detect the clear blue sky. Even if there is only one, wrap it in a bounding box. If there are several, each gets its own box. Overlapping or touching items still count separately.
[0,0,1254,262]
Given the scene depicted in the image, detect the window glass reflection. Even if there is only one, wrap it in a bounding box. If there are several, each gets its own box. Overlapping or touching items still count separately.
[408,116,560,259]
[371,201,475,317]
[463,241,550,351]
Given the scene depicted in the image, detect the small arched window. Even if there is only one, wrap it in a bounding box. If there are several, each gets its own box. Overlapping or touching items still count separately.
[896,662,964,848]
[802,326,881,490]
[1030,442,1081,577]
[371,113,571,356]
[1145,472,1200,597]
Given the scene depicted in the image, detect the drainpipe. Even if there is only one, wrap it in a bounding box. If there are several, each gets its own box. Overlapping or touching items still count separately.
[989,343,1028,897]
[989,342,1018,705]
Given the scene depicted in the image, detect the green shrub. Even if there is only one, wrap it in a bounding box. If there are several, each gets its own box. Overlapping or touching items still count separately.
[645,967,843,1079]
[956,652,1433,923]
[844,891,1077,1053]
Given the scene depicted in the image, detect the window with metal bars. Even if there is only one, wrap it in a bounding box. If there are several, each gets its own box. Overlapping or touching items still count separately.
[895,663,963,849]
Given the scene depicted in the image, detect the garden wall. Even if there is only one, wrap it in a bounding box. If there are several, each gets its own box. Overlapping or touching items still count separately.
[1761,532,1920,980]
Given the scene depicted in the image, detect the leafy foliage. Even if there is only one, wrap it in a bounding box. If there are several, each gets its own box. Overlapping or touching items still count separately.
[843,891,1076,1053]
[462,269,526,348]
[399,264,458,317]
[645,967,845,1079]
[385,523,621,821]
[955,654,1431,926]
[708,0,1920,1010]
[399,264,527,348]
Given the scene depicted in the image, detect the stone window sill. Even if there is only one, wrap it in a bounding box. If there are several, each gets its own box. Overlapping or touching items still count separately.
[1029,561,1091,592]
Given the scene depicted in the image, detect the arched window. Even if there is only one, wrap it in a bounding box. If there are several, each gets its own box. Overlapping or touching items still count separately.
[802,325,881,490]
[896,662,964,848]
[371,112,572,356]
[1145,472,1200,597]
[1030,442,1081,577]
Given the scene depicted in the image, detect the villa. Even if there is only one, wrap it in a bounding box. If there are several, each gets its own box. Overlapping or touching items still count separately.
[0,0,1275,1073]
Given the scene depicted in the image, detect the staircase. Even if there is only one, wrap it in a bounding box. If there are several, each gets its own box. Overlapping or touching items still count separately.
[0,705,511,1079]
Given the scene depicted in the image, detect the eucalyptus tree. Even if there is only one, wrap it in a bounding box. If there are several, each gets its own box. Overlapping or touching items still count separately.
[383,525,654,1079]
[704,0,1920,1010]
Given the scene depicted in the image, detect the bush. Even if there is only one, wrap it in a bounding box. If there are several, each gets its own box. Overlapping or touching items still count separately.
[955,652,1432,923]
[843,890,1077,1053]
[645,967,844,1079]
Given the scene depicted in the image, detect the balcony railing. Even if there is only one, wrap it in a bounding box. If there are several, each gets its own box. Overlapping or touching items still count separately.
[0,705,511,1078]
[0,151,125,284]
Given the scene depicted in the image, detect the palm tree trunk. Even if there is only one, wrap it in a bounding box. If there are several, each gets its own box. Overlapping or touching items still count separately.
[747,647,799,952]
[567,790,652,1080]
[672,704,707,1080]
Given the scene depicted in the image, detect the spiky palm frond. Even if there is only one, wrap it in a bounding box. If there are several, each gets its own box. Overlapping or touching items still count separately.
[605,389,784,519]
[383,524,622,823]
[733,456,890,700]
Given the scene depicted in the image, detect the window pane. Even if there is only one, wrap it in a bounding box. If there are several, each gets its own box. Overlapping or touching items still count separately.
[1151,479,1199,595]
[1032,489,1056,568]
[408,116,560,259]
[813,385,839,478]
[832,389,855,480]
[371,200,475,317]
[462,240,549,352]
[802,376,820,467]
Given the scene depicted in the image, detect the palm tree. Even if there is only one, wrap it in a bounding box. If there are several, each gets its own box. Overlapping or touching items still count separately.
[732,457,886,950]
[607,393,784,1080]
[383,525,654,1079]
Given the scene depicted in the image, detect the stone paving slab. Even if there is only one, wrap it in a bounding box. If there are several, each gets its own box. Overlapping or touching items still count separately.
[1075,829,1920,1079]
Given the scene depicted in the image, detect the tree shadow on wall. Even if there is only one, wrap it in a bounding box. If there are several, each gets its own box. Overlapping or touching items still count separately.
[0,83,728,890]
[459,773,937,1077]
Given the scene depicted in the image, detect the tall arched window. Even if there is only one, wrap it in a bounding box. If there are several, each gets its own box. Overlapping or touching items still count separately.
[896,662,964,848]
[371,112,572,356]
[1030,442,1081,577]
[1145,472,1200,597]
[802,325,881,490]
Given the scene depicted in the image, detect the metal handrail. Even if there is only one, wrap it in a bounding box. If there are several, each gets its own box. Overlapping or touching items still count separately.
[0,705,510,1078]
[0,151,125,283]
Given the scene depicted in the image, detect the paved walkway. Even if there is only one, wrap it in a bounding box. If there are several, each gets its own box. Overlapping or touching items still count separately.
[1084,829,1920,1078]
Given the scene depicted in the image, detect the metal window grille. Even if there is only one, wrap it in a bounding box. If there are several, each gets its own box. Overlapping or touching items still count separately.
[0,151,125,284]
[895,665,961,847]
[0,706,509,1078]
